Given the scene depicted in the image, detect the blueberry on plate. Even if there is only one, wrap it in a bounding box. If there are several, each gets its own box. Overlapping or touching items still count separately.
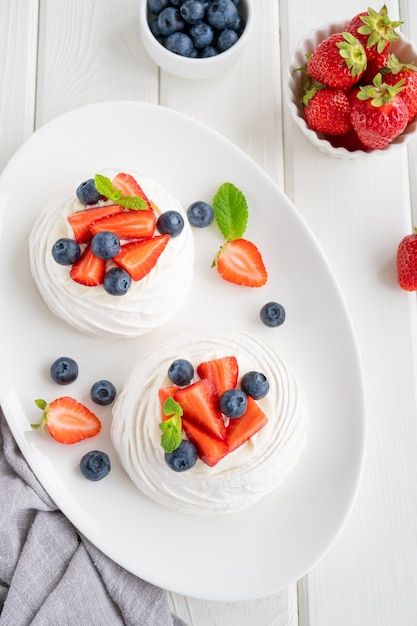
[90,379,117,405]
[219,388,247,418]
[240,370,270,400]
[187,201,214,227]
[165,439,198,472]
[80,450,111,481]
[260,301,286,327]
[76,179,103,205]
[168,358,194,386]
[91,231,120,260]
[50,356,79,385]
[156,210,184,237]
[52,238,81,265]
[103,267,132,296]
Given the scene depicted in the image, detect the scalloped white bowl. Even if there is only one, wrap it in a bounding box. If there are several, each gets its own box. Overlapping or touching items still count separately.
[285,20,417,159]
[139,0,254,80]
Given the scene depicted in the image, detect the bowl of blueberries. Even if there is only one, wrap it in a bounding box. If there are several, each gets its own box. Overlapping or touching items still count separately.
[139,0,253,79]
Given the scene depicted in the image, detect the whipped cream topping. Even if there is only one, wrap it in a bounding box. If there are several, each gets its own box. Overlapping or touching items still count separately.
[29,170,194,339]
[111,329,308,515]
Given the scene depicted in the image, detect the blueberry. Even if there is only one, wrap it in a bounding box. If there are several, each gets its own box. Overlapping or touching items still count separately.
[50,356,79,385]
[187,201,214,227]
[103,267,132,296]
[91,231,120,260]
[147,0,170,14]
[80,451,111,481]
[188,22,214,48]
[180,0,206,24]
[206,0,238,30]
[52,238,81,265]
[240,371,270,400]
[219,388,247,418]
[201,45,218,57]
[229,13,245,35]
[165,439,198,472]
[165,31,194,56]
[90,379,117,405]
[156,210,184,237]
[168,358,194,386]
[217,28,238,51]
[260,302,286,327]
[157,7,184,36]
[76,179,103,205]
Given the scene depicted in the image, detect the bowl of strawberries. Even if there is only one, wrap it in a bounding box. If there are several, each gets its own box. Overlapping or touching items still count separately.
[285,5,417,158]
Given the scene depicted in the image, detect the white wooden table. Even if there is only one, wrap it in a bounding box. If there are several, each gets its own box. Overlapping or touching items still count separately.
[2,1,417,624]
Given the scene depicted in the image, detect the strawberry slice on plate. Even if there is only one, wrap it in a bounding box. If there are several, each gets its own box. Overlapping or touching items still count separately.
[68,204,123,243]
[226,396,269,453]
[174,378,226,440]
[32,396,101,444]
[90,209,156,239]
[70,244,106,286]
[113,234,169,281]
[181,419,229,467]
[112,172,153,211]
[196,356,238,396]
[215,238,268,287]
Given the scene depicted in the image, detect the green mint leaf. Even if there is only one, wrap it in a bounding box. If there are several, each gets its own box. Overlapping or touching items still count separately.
[163,397,183,418]
[159,414,182,453]
[212,182,248,241]
[94,174,148,211]
[117,195,148,210]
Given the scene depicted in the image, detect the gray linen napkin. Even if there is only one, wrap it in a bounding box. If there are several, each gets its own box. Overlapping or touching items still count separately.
[0,411,188,626]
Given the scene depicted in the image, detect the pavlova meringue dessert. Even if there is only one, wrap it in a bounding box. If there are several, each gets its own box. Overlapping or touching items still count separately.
[111,328,308,515]
[29,169,194,338]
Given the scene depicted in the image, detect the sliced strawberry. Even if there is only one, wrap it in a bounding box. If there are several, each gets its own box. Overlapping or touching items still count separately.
[113,234,169,281]
[112,173,153,211]
[158,385,180,421]
[196,356,238,396]
[32,396,101,444]
[70,244,106,286]
[215,238,268,287]
[174,379,226,440]
[68,204,123,243]
[182,419,229,467]
[226,396,268,453]
[90,209,156,239]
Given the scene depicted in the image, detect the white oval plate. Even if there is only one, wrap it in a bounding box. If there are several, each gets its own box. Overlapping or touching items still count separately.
[0,102,366,602]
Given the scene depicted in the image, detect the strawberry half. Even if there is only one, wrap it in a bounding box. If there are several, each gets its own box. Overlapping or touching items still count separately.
[113,234,169,281]
[182,419,229,467]
[397,231,417,291]
[159,385,180,421]
[70,244,106,286]
[174,379,226,440]
[68,204,123,243]
[196,356,238,396]
[112,173,152,211]
[90,209,156,240]
[32,396,101,444]
[215,238,267,287]
[226,396,268,453]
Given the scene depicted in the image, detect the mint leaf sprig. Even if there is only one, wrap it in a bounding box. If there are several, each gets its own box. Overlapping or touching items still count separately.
[212,182,249,242]
[94,174,148,210]
[159,397,183,453]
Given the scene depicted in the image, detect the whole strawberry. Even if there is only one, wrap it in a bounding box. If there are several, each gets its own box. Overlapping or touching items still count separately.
[307,31,367,91]
[303,82,352,135]
[397,230,417,291]
[383,54,417,123]
[360,51,389,85]
[345,5,402,61]
[350,73,409,149]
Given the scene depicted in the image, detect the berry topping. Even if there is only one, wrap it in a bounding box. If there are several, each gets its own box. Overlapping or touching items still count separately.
[226,396,269,453]
[156,210,185,237]
[175,378,227,440]
[68,204,123,243]
[90,231,121,260]
[196,355,238,396]
[80,450,111,481]
[76,179,103,205]
[240,370,270,400]
[52,238,81,265]
[90,209,156,240]
[260,301,286,327]
[50,357,79,385]
[90,379,117,405]
[168,358,194,386]
[103,267,132,296]
[113,234,170,281]
[218,388,247,418]
[70,244,107,286]
[31,396,101,444]
[109,172,152,210]
[165,439,198,472]
[187,200,214,227]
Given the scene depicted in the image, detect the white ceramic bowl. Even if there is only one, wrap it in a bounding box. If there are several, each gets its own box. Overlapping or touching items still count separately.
[285,20,417,159]
[139,0,254,80]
